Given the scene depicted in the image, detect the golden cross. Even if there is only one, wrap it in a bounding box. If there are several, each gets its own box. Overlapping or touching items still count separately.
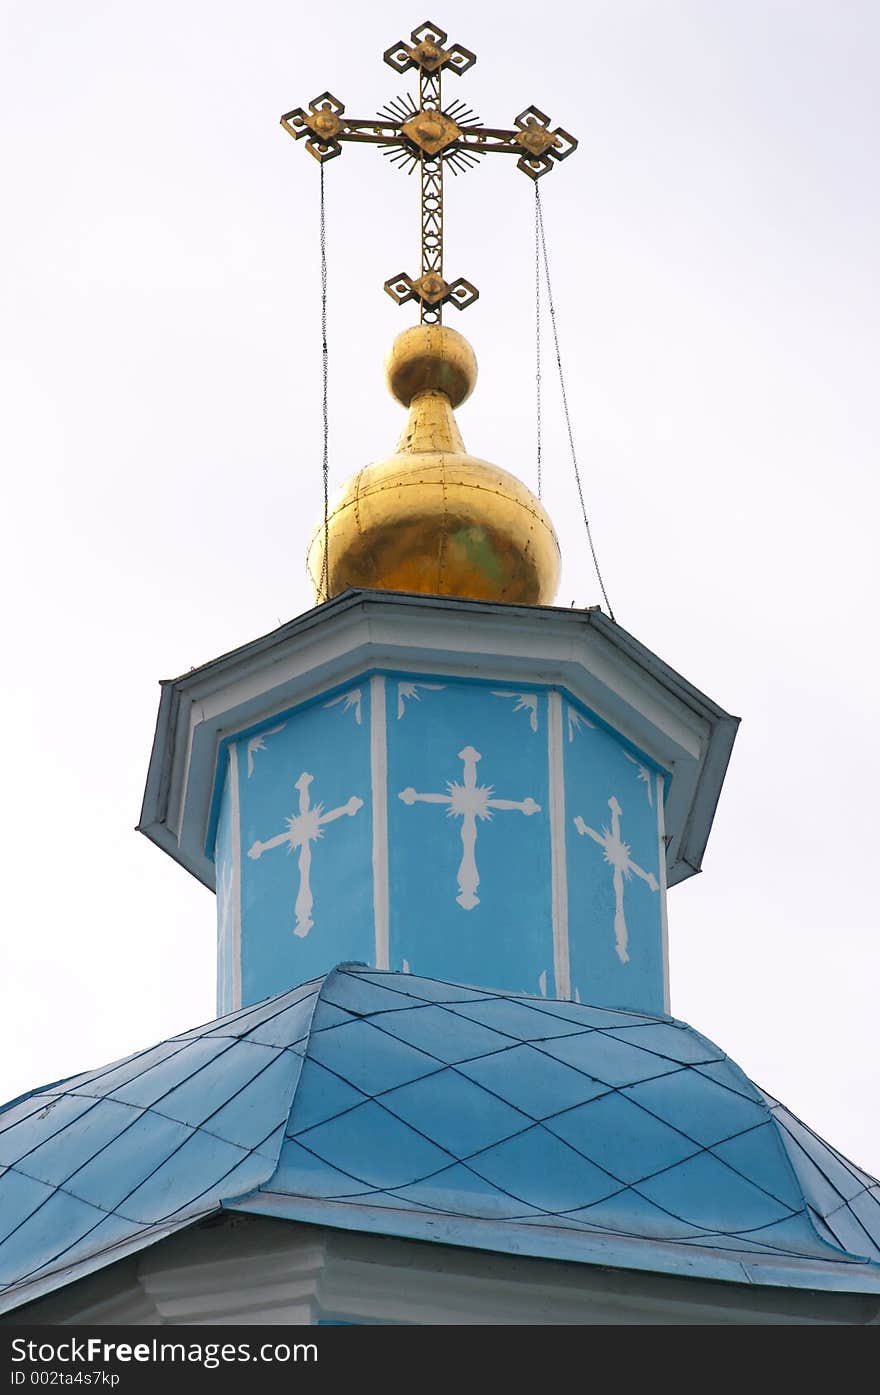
[281,19,577,324]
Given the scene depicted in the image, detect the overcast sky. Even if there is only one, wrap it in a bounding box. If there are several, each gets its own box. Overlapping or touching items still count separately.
[2,1,878,1178]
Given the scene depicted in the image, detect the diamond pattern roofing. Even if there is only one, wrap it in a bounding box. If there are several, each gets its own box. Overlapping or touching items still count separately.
[1,966,878,1313]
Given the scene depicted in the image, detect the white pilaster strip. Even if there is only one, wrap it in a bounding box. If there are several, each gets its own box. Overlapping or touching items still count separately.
[217,877,229,1016]
[656,770,670,1014]
[548,691,571,1000]
[370,675,390,970]
[228,744,243,1010]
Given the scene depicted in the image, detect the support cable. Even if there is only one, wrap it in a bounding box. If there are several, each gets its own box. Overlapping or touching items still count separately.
[535,184,615,621]
[535,184,543,501]
[319,163,330,602]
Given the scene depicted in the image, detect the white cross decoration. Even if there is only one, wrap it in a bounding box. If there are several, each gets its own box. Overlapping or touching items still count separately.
[624,750,654,806]
[246,723,286,778]
[492,690,539,732]
[247,773,363,937]
[399,745,540,911]
[324,689,362,724]
[397,681,444,718]
[573,796,659,964]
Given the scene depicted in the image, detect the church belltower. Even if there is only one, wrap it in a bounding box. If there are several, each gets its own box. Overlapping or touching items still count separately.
[3,21,879,1328]
[141,22,737,1020]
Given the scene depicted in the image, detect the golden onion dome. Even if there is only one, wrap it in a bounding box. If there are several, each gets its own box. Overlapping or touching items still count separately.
[306,324,560,606]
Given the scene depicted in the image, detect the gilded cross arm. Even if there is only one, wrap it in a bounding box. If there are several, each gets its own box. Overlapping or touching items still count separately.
[281,22,578,322]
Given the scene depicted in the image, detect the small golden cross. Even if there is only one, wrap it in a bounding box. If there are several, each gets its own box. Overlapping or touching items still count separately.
[281,20,577,324]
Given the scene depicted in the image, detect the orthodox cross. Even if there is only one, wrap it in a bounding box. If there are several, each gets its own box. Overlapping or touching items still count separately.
[248,772,363,938]
[573,797,659,965]
[399,745,540,910]
[281,20,577,324]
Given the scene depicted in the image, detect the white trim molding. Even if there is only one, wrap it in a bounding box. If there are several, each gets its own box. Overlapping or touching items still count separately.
[547,692,571,999]
[370,675,390,970]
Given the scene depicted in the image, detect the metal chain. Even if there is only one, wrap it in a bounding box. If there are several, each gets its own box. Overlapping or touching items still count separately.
[535,184,615,621]
[320,162,329,603]
[534,184,542,500]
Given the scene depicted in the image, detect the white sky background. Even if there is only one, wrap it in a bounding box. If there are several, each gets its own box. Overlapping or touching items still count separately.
[1,1,878,1177]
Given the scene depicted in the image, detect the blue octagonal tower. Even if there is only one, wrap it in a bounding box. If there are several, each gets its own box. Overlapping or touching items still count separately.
[139,590,738,1020]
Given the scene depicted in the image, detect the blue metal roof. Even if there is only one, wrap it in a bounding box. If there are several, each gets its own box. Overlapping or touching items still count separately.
[2,966,879,1312]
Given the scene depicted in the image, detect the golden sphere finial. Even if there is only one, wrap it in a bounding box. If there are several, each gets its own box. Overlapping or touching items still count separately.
[385,324,477,408]
[307,329,560,608]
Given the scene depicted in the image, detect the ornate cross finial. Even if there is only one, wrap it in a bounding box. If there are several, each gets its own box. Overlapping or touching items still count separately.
[281,20,577,324]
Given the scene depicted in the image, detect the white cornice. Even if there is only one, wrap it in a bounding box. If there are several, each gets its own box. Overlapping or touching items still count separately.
[10,1216,877,1326]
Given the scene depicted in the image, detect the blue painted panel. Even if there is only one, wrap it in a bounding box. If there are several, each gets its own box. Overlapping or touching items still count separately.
[66,1112,194,1210]
[637,1152,795,1231]
[453,996,585,1042]
[23,1099,144,1188]
[206,1053,300,1150]
[564,703,665,1012]
[233,995,318,1050]
[387,682,553,995]
[457,1042,609,1119]
[0,1094,98,1167]
[568,1189,707,1239]
[382,1067,531,1158]
[199,980,321,1041]
[535,1031,680,1087]
[469,1126,621,1211]
[0,1168,55,1246]
[121,1129,251,1225]
[604,1021,723,1065]
[624,1070,768,1147]
[269,1138,372,1199]
[284,1059,369,1134]
[392,1162,546,1219]
[303,1016,438,1097]
[36,1212,143,1278]
[154,1040,281,1128]
[710,1123,803,1211]
[97,1039,233,1108]
[361,1003,513,1064]
[351,970,488,1007]
[0,1189,103,1286]
[299,1100,455,1190]
[68,1041,198,1099]
[238,688,374,1005]
[544,1091,699,1184]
